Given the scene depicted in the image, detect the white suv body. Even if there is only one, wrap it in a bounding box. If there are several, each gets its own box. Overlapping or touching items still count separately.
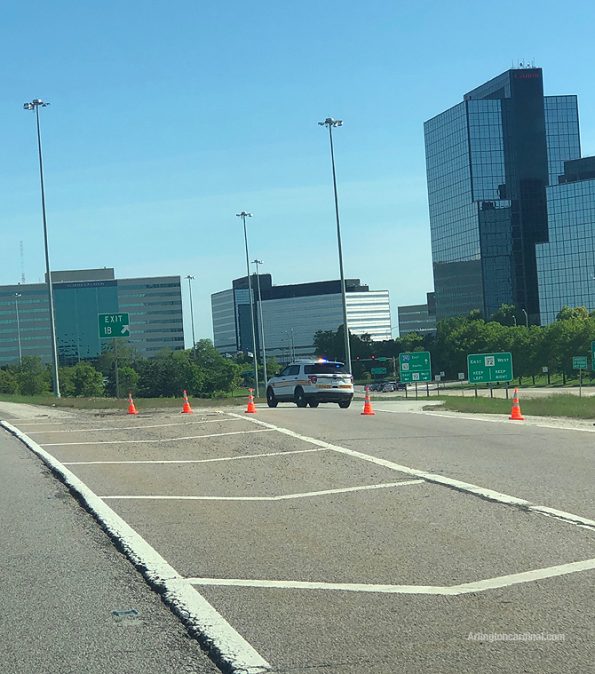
[266,360,354,409]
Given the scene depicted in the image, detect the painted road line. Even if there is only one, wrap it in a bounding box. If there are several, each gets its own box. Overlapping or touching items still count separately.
[373,406,595,433]
[25,418,243,434]
[41,428,275,446]
[64,447,328,465]
[417,407,595,433]
[451,557,595,594]
[529,506,595,530]
[185,558,595,595]
[423,409,595,433]
[100,479,424,501]
[0,420,271,674]
[227,412,595,532]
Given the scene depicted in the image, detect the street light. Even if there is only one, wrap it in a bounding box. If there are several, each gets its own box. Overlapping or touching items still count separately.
[15,293,22,363]
[319,117,351,374]
[283,329,296,362]
[185,275,196,349]
[521,308,529,328]
[24,98,60,397]
[236,212,259,397]
[252,259,268,388]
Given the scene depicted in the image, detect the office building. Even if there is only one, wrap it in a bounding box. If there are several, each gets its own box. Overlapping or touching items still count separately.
[536,157,595,324]
[398,292,436,336]
[0,268,184,366]
[424,67,581,323]
[211,275,391,363]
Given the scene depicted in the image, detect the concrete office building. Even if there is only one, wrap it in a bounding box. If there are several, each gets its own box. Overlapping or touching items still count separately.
[0,268,184,366]
[536,157,595,324]
[398,292,437,336]
[211,275,391,363]
[424,66,582,324]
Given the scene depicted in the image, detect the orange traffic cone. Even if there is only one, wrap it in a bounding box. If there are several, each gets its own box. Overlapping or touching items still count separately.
[509,388,524,420]
[244,388,257,414]
[127,392,139,415]
[361,386,375,416]
[181,389,193,414]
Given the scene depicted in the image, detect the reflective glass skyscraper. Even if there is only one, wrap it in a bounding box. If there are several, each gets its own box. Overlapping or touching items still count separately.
[424,68,581,323]
[536,157,595,324]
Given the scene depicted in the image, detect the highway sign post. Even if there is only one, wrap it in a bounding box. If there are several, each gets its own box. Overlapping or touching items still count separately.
[399,352,432,400]
[458,372,465,396]
[98,313,130,399]
[573,355,588,398]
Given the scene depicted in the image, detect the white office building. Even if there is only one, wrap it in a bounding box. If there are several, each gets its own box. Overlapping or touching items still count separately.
[211,276,391,363]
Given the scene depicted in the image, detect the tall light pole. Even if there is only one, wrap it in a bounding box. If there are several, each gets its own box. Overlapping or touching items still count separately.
[185,275,196,349]
[236,212,259,396]
[252,259,268,388]
[24,99,60,397]
[15,293,22,363]
[283,329,295,361]
[521,308,529,328]
[319,117,351,374]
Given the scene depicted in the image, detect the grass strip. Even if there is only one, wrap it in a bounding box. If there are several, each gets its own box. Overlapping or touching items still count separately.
[0,391,254,411]
[435,394,594,420]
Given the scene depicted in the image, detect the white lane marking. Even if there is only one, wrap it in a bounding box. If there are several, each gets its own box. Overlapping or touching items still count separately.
[25,418,242,434]
[64,447,328,465]
[188,577,454,595]
[41,428,275,446]
[374,406,595,433]
[0,420,271,674]
[227,412,595,531]
[100,480,424,501]
[423,409,595,433]
[186,558,595,595]
[451,557,595,593]
[530,506,595,530]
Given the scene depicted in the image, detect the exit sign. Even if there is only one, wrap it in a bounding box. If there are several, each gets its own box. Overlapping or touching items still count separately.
[98,313,130,339]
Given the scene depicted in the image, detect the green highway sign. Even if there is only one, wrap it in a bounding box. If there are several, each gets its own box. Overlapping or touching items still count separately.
[399,351,432,383]
[467,352,513,384]
[573,355,587,370]
[98,313,130,339]
[371,367,387,375]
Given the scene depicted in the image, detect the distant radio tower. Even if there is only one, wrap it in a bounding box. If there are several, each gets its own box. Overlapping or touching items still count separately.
[20,241,26,284]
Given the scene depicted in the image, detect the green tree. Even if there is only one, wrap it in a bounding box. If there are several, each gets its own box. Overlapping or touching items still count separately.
[0,368,18,394]
[192,339,241,394]
[70,362,105,397]
[58,366,76,397]
[137,349,203,397]
[543,315,595,378]
[95,341,140,374]
[16,356,51,395]
[116,366,140,397]
[491,303,520,327]
[556,306,591,321]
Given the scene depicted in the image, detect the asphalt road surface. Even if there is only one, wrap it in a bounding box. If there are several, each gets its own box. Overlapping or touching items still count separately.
[1,398,593,674]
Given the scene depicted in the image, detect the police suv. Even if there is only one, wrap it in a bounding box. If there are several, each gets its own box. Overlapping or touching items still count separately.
[266,359,354,409]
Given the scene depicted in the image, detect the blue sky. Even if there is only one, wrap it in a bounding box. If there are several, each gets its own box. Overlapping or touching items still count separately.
[2,1,594,344]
